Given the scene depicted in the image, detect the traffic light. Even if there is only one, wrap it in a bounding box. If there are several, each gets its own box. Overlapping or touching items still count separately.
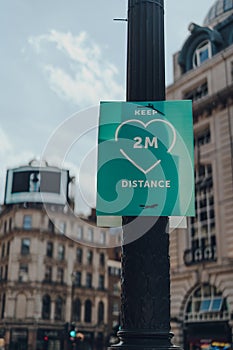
[69,323,76,341]
[43,335,49,350]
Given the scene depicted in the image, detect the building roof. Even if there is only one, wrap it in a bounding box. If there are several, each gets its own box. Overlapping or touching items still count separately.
[203,0,233,27]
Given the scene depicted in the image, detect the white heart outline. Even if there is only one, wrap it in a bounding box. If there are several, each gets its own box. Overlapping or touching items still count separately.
[115,118,177,174]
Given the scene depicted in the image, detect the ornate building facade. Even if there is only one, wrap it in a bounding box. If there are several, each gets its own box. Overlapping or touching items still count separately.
[167,1,233,349]
[0,163,121,350]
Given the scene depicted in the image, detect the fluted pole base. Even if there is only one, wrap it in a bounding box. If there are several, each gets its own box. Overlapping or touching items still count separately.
[108,217,181,350]
[110,330,180,350]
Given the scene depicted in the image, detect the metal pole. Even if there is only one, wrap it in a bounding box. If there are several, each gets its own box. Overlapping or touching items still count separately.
[109,1,180,349]
[126,0,165,101]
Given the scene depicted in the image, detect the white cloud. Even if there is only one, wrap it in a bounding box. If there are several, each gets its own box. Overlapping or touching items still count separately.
[29,30,125,107]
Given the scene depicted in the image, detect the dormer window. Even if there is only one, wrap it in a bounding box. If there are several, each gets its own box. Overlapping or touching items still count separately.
[193,40,212,68]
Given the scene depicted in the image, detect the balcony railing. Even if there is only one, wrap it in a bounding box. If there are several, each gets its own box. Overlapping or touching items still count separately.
[184,310,229,323]
[184,245,217,266]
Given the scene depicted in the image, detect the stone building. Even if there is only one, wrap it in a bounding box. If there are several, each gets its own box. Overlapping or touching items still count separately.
[167,1,233,349]
[106,247,121,346]
[0,162,121,350]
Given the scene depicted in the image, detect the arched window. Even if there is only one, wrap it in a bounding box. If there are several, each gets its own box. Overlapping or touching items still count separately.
[193,40,212,68]
[73,298,81,322]
[98,301,104,324]
[54,296,63,320]
[42,294,51,320]
[84,300,92,323]
[184,284,229,323]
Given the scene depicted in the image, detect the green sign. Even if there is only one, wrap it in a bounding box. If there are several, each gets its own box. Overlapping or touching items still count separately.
[96,101,195,217]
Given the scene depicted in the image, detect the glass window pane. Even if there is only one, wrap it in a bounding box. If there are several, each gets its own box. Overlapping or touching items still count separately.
[23,215,32,230]
[58,245,65,260]
[211,298,222,311]
[224,0,233,11]
[194,288,201,297]
[87,228,93,242]
[21,239,30,255]
[100,232,106,244]
[193,41,211,68]
[200,48,209,63]
[200,299,211,311]
[77,226,83,240]
[46,242,53,257]
[59,222,66,234]
[76,248,83,263]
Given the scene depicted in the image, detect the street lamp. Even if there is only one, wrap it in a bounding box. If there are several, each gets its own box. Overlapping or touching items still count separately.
[71,272,76,323]
[109,1,181,350]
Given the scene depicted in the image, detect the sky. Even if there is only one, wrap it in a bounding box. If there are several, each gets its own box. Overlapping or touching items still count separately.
[0,0,215,214]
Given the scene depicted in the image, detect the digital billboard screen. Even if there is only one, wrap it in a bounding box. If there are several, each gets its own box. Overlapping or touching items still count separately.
[4,166,69,205]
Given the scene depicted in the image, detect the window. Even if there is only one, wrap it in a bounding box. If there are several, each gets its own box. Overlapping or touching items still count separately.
[57,268,64,284]
[100,231,106,245]
[86,273,92,288]
[73,298,81,322]
[1,244,5,258]
[4,266,8,281]
[98,301,104,324]
[1,294,5,319]
[87,228,93,242]
[23,215,32,230]
[193,40,211,68]
[99,253,105,267]
[19,264,28,273]
[48,219,55,233]
[211,298,223,311]
[45,266,52,282]
[54,296,63,320]
[76,248,83,263]
[195,128,211,146]
[46,242,53,258]
[74,271,82,287]
[200,299,211,312]
[87,250,93,265]
[185,163,216,266]
[113,283,120,295]
[225,0,233,11]
[9,218,12,231]
[109,266,121,276]
[57,244,65,260]
[84,300,92,323]
[183,81,208,101]
[21,238,30,255]
[98,275,105,290]
[6,242,10,256]
[77,226,83,240]
[59,222,66,234]
[42,294,51,320]
[184,284,228,322]
[113,302,120,315]
[19,264,28,282]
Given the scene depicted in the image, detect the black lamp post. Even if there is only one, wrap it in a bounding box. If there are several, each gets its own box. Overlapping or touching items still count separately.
[71,272,76,323]
[109,1,181,350]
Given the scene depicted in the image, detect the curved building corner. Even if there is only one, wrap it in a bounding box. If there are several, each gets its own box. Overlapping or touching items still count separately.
[167,1,233,349]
